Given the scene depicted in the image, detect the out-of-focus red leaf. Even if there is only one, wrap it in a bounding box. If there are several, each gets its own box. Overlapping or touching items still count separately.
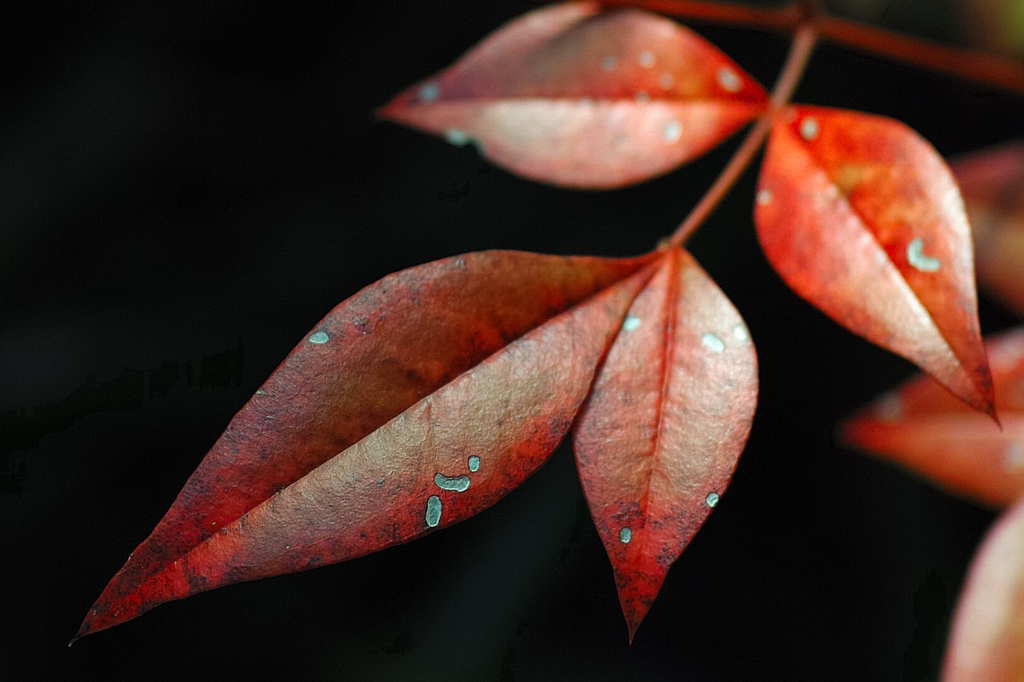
[840,327,1024,508]
[378,2,767,189]
[574,247,757,642]
[76,250,657,640]
[943,494,1024,681]
[952,142,1024,316]
[755,105,996,418]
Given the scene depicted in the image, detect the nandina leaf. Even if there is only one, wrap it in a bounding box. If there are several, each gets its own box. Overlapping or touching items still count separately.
[755,105,996,418]
[952,142,1024,316]
[840,327,1024,508]
[573,246,757,642]
[76,250,657,639]
[943,495,1024,680]
[378,2,767,189]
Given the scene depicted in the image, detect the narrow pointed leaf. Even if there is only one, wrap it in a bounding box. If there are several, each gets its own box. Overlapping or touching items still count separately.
[379,2,767,189]
[943,495,1024,681]
[952,142,1024,316]
[77,250,657,639]
[841,327,1024,508]
[755,106,996,417]
[573,247,757,642]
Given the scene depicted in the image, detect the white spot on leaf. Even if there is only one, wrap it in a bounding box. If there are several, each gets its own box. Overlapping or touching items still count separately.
[419,83,440,102]
[623,316,642,331]
[309,331,330,345]
[701,333,725,353]
[1004,441,1024,471]
[705,492,720,508]
[639,51,655,68]
[906,237,941,272]
[619,527,632,543]
[756,189,772,205]
[663,120,682,143]
[425,495,442,527]
[659,73,675,89]
[635,90,650,102]
[444,129,472,147]
[733,324,748,342]
[718,67,742,92]
[602,56,617,72]
[799,117,819,141]
[874,392,903,421]
[434,472,471,492]
[468,455,481,472]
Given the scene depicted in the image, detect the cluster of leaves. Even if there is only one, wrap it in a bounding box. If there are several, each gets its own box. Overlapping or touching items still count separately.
[73,0,1023,676]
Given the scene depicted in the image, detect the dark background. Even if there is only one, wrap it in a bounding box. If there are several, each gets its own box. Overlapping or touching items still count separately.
[2,1,1021,680]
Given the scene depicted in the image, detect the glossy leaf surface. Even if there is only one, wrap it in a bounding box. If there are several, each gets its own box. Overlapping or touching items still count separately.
[574,247,757,641]
[943,495,1024,681]
[841,327,1024,508]
[77,250,656,639]
[379,2,767,188]
[952,142,1024,316]
[756,105,995,417]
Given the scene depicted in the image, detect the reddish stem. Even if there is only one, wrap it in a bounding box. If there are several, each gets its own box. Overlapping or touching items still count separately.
[816,16,1024,95]
[597,0,800,31]
[599,0,1024,96]
[668,22,818,247]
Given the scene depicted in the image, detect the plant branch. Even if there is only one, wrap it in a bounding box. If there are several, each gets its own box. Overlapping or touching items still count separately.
[598,0,1024,96]
[597,0,801,31]
[815,16,1024,96]
[668,22,818,247]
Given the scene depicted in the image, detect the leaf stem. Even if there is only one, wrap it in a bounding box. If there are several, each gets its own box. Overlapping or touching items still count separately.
[598,0,1024,96]
[667,22,818,248]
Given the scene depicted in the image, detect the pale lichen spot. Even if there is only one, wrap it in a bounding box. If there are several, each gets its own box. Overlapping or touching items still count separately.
[635,90,650,102]
[705,492,720,508]
[434,473,471,492]
[619,527,632,543]
[468,455,481,473]
[309,330,330,344]
[256,389,268,396]
[444,128,473,147]
[799,117,819,141]
[717,67,742,93]
[756,189,772,206]
[906,237,941,272]
[425,495,443,527]
[701,333,725,353]
[419,82,440,103]
[663,120,682,143]
[623,315,642,331]
[639,51,656,68]
[659,73,675,89]
[874,392,903,421]
[1004,441,1024,472]
[733,324,748,342]
[602,56,617,72]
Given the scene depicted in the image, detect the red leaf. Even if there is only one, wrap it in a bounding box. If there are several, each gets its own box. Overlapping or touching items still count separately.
[76,250,657,639]
[379,2,767,188]
[840,327,1024,508]
[943,494,1024,680]
[573,247,757,642]
[755,105,996,418]
[952,142,1024,316]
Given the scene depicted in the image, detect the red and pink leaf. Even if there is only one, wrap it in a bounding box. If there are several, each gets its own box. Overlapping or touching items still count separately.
[573,247,757,641]
[379,2,767,188]
[841,327,1024,508]
[755,105,996,417]
[952,142,1024,316]
[76,250,657,639]
[943,494,1024,680]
